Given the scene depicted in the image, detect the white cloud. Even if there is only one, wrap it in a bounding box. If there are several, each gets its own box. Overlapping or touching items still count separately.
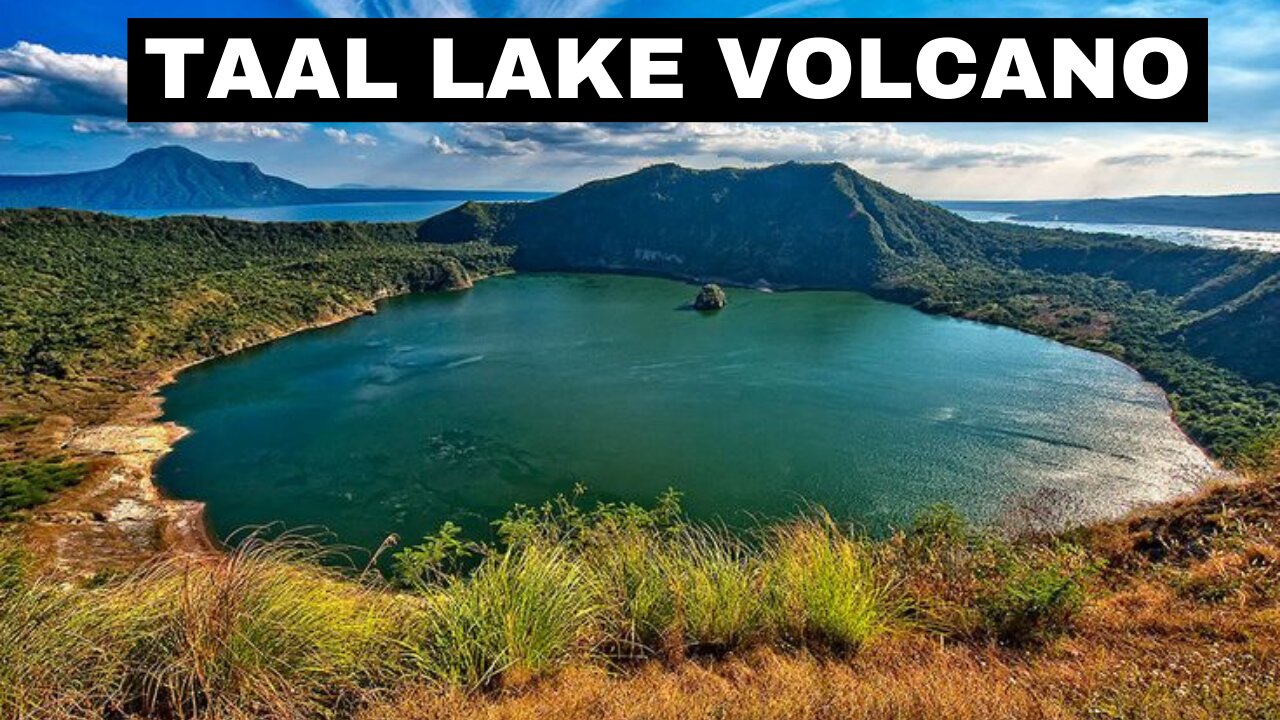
[0,41,127,116]
[427,134,463,154]
[72,119,310,142]
[425,122,1062,170]
[306,0,620,17]
[1097,136,1278,166]
[746,0,839,19]
[305,0,474,17]
[324,127,378,146]
[510,0,619,17]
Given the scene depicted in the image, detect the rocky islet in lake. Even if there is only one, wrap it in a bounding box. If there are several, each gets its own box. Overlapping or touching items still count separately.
[694,283,728,310]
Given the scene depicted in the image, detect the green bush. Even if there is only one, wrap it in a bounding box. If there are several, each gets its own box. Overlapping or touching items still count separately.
[978,553,1088,646]
[907,503,970,546]
[0,459,89,520]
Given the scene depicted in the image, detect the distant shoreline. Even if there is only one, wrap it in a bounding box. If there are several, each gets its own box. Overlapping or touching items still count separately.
[938,195,1280,235]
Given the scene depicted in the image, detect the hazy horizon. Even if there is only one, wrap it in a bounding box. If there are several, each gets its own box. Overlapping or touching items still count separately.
[1,1,1276,200]
[6,144,1279,202]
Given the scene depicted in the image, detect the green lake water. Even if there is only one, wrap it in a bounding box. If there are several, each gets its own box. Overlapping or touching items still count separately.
[156,273,1215,549]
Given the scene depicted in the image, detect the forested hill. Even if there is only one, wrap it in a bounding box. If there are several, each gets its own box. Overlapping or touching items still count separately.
[0,146,546,210]
[0,209,513,384]
[417,162,991,289]
[940,193,1280,233]
[420,162,1280,463]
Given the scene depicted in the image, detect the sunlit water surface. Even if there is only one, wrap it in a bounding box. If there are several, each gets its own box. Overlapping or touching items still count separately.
[953,210,1280,253]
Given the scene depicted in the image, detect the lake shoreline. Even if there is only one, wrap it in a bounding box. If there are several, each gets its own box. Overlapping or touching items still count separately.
[24,268,1224,577]
[20,272,511,577]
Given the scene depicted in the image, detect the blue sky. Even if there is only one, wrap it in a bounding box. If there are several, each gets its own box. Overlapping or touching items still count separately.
[0,0,1277,198]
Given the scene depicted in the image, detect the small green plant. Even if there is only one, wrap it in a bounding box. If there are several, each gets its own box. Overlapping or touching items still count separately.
[0,536,26,595]
[978,548,1091,646]
[492,484,685,551]
[392,521,479,590]
[908,503,969,546]
[0,414,38,433]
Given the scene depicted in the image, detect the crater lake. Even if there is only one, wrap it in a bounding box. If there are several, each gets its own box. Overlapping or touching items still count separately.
[156,273,1217,549]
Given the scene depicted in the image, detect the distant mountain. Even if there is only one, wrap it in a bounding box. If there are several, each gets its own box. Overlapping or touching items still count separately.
[939,194,1280,233]
[0,146,546,210]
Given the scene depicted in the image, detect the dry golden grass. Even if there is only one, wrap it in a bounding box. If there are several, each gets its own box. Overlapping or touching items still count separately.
[358,588,1280,720]
[5,473,1280,720]
[356,474,1280,720]
[359,640,1074,720]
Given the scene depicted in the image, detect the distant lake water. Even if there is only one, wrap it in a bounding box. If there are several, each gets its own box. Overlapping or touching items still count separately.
[117,200,530,223]
[953,210,1280,253]
[156,274,1216,550]
[115,203,1280,253]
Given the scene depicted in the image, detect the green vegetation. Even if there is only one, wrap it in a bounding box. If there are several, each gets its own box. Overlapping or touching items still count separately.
[0,458,88,519]
[0,534,410,718]
[0,209,512,381]
[976,554,1090,646]
[0,414,38,433]
[421,162,1280,466]
[2,491,1097,716]
[6,476,1280,719]
[766,518,895,651]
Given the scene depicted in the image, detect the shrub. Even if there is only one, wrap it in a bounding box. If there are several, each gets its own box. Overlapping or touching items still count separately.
[0,459,89,520]
[890,503,998,638]
[907,503,970,547]
[392,521,477,591]
[977,550,1089,646]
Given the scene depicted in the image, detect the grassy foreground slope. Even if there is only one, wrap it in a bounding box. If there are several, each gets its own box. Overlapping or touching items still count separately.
[0,208,513,519]
[421,162,1280,465]
[4,480,1280,719]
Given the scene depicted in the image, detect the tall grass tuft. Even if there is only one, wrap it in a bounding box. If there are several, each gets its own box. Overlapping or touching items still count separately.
[581,521,769,659]
[0,534,410,718]
[403,544,600,690]
[658,526,769,654]
[765,515,897,651]
[581,524,678,657]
